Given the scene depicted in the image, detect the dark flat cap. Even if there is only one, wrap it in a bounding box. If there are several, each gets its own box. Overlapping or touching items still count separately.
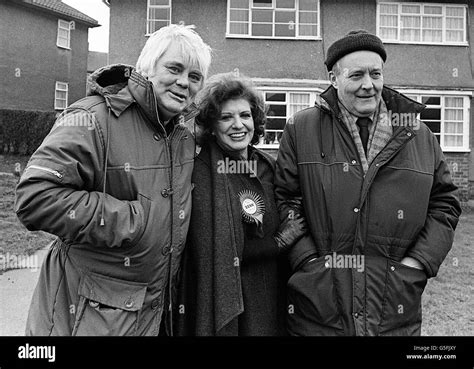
[325,30,387,71]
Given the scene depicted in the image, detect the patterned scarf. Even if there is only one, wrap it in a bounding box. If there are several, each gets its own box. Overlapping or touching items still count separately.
[338,100,393,173]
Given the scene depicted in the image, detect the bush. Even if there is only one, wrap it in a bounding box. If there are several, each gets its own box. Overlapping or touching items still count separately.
[0,109,57,155]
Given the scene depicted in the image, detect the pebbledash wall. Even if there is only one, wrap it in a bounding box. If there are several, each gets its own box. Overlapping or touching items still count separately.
[0,0,97,111]
[107,0,473,201]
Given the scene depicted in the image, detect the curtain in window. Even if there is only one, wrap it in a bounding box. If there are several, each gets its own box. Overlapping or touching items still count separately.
[289,93,310,116]
[379,3,398,40]
[400,4,421,42]
[444,97,464,147]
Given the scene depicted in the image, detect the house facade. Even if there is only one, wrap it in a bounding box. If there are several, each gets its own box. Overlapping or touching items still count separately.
[106,0,473,201]
[0,0,99,112]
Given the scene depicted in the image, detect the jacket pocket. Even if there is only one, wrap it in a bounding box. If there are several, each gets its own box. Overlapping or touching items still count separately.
[287,256,344,335]
[378,260,427,335]
[72,272,147,336]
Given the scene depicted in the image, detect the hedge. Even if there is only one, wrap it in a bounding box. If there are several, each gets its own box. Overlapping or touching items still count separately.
[0,109,57,155]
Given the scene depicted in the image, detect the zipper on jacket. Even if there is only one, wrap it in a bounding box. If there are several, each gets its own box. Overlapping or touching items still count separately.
[26,165,63,179]
[166,134,174,336]
[151,86,175,336]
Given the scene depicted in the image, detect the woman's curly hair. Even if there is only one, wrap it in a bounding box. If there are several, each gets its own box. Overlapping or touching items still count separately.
[195,72,266,146]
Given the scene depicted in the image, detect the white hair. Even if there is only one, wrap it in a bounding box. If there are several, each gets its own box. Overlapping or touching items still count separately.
[136,24,212,79]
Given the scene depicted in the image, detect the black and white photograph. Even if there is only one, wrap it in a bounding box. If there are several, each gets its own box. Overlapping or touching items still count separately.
[0,0,473,368]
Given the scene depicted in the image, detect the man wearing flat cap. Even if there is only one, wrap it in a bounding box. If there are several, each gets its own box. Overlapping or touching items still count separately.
[274,30,461,335]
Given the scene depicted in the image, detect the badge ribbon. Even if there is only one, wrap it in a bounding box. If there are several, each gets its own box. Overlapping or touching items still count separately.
[238,190,265,237]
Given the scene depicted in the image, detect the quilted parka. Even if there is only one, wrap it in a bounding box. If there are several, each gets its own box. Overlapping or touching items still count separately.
[15,64,196,336]
[274,86,461,336]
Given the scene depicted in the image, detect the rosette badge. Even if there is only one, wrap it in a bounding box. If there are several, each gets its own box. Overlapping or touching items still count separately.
[238,190,265,226]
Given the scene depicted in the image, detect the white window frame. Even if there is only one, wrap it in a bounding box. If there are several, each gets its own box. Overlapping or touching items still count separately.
[146,0,172,35]
[399,89,470,152]
[57,19,71,49]
[227,0,321,40]
[376,2,468,46]
[54,82,68,110]
[256,87,320,149]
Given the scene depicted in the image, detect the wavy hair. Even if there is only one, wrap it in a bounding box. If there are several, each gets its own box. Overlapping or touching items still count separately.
[136,24,212,80]
[195,73,266,145]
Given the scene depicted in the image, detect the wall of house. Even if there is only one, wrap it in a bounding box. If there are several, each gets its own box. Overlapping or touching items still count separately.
[107,0,473,197]
[0,1,90,111]
[109,0,473,88]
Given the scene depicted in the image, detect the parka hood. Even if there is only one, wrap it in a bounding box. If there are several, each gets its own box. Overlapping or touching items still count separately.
[87,64,137,119]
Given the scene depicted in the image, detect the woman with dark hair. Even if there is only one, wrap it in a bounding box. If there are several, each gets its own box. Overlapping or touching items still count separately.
[175,73,303,336]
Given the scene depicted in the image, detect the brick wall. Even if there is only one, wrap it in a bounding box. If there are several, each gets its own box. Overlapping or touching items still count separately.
[445,153,470,202]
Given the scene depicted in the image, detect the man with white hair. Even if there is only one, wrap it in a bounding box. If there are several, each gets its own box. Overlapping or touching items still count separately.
[15,24,212,336]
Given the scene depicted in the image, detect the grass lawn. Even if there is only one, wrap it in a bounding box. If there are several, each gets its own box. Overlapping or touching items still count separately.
[421,208,473,336]
[0,155,55,273]
[0,154,472,334]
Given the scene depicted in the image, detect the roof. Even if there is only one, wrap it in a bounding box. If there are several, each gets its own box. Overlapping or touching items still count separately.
[88,51,109,72]
[19,0,99,27]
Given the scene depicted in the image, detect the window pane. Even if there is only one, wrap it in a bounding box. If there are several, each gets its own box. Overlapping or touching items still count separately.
[56,100,66,109]
[424,5,442,15]
[446,17,464,30]
[149,0,169,5]
[252,23,273,36]
[290,93,310,105]
[275,23,295,36]
[401,29,420,41]
[401,15,420,28]
[253,9,273,22]
[445,97,463,108]
[299,11,317,23]
[266,118,287,130]
[266,92,285,101]
[422,96,440,105]
[420,108,441,120]
[289,93,310,115]
[253,0,272,7]
[424,121,440,133]
[445,110,463,121]
[275,10,295,23]
[58,29,69,39]
[299,0,317,11]
[55,91,67,99]
[231,0,249,9]
[380,14,398,27]
[422,16,442,29]
[264,131,283,144]
[149,20,169,33]
[276,0,294,9]
[446,30,463,42]
[267,104,286,116]
[423,30,442,43]
[230,9,249,21]
[230,22,249,34]
[380,3,398,14]
[380,27,397,40]
[446,6,464,17]
[149,8,169,20]
[444,122,463,134]
[59,20,70,28]
[401,5,420,14]
[299,24,317,36]
[444,135,462,147]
